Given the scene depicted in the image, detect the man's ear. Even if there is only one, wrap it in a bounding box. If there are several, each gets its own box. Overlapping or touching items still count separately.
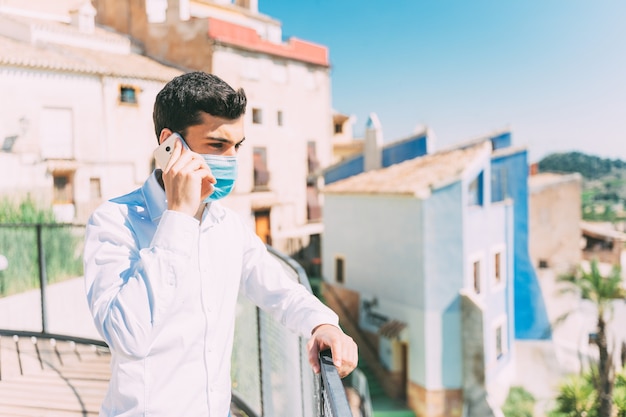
[158,128,173,145]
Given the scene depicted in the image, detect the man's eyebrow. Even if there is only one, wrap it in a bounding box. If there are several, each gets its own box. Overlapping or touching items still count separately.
[207,136,246,145]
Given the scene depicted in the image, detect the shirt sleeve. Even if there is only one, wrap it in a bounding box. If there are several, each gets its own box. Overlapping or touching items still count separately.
[83,204,198,358]
[238,224,339,337]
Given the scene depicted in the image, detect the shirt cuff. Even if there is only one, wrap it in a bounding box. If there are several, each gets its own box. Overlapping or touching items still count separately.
[302,309,340,337]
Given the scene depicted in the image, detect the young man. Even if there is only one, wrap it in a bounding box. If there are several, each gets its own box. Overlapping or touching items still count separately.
[84,72,357,417]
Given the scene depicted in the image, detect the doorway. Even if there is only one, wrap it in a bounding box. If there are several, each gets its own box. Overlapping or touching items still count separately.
[254,209,271,245]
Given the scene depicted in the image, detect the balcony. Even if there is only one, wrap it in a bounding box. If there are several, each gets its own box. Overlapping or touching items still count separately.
[0,223,356,416]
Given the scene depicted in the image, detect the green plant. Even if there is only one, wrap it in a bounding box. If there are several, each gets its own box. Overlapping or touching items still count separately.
[548,373,598,417]
[553,260,626,417]
[502,386,535,417]
[0,197,83,297]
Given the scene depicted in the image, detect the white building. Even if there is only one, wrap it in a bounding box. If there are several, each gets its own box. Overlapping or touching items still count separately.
[0,1,182,222]
[321,141,516,416]
[93,0,334,257]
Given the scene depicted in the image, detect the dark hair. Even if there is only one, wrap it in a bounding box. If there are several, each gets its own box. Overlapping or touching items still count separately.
[153,72,247,141]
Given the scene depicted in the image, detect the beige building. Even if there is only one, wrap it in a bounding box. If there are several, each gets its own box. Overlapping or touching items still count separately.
[92,0,334,257]
[0,1,182,222]
[331,111,361,164]
[528,171,582,274]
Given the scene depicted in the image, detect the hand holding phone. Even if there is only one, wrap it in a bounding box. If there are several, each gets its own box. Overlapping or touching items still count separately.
[154,132,216,217]
[154,132,184,169]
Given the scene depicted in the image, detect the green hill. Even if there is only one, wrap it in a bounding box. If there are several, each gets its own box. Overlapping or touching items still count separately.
[537,151,626,222]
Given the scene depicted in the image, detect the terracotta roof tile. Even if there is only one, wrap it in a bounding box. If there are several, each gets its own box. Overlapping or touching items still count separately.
[0,14,182,81]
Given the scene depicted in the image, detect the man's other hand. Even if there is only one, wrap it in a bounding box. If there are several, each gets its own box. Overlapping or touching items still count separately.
[307,324,358,378]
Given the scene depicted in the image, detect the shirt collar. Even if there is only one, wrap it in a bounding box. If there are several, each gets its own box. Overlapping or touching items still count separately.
[142,170,227,224]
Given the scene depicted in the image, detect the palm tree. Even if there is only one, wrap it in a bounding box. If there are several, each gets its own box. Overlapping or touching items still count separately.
[558,259,625,417]
[548,373,597,417]
[614,371,626,417]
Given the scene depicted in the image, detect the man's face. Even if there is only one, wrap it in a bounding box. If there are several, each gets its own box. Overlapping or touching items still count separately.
[161,111,245,156]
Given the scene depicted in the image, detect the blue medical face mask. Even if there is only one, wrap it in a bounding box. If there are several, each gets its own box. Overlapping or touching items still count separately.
[201,154,238,202]
[177,135,238,202]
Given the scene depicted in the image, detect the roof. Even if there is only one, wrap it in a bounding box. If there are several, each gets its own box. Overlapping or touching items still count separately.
[0,13,182,81]
[206,17,329,67]
[333,112,351,124]
[581,221,626,241]
[0,0,82,20]
[448,127,511,150]
[323,141,491,197]
[378,320,407,339]
[529,172,582,192]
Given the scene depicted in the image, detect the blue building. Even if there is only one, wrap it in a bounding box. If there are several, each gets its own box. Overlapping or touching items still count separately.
[322,141,515,416]
[460,132,551,340]
[324,114,431,185]
[325,122,550,341]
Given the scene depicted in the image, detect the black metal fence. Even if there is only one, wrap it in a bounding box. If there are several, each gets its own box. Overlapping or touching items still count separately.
[0,223,353,417]
[319,349,353,417]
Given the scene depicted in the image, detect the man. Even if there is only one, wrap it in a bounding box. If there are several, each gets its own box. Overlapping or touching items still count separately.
[84,71,357,417]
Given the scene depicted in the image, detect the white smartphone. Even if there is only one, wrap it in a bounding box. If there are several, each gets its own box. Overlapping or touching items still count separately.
[153,132,183,169]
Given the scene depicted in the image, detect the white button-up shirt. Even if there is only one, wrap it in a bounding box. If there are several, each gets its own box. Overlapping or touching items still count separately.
[83,172,338,417]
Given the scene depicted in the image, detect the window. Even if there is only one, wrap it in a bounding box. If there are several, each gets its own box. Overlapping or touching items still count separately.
[120,85,138,104]
[277,110,283,126]
[2,135,17,152]
[494,317,508,360]
[335,256,345,284]
[334,123,343,134]
[493,251,502,286]
[468,172,484,206]
[253,147,269,189]
[473,260,481,294]
[90,177,102,200]
[252,108,263,124]
[53,172,74,204]
[307,141,319,175]
[495,326,504,359]
[491,166,508,203]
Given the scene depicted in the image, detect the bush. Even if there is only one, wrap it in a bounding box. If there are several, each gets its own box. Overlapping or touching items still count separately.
[0,197,83,297]
[502,386,535,417]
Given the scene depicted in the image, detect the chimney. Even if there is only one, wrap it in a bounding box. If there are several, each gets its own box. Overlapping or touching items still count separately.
[166,0,190,22]
[235,0,259,13]
[364,113,383,172]
[70,1,97,34]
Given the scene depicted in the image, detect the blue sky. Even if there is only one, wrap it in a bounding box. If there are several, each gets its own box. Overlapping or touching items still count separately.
[259,0,626,163]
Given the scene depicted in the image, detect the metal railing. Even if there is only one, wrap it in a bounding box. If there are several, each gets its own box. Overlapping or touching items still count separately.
[319,349,353,417]
[0,222,353,417]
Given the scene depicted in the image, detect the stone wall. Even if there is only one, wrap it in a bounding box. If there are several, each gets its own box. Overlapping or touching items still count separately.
[94,0,214,72]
